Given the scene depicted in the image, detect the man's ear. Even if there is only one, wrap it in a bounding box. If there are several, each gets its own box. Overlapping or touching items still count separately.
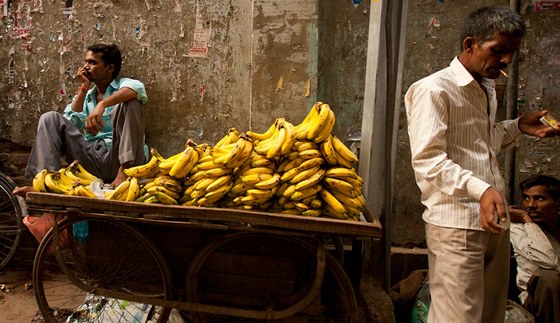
[463,37,476,52]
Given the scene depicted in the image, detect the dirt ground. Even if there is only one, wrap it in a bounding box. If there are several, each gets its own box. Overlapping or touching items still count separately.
[0,265,41,322]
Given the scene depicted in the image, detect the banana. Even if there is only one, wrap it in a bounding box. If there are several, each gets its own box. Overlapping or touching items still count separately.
[281,209,302,215]
[246,188,274,200]
[211,143,239,157]
[255,173,281,190]
[323,177,360,198]
[219,136,247,166]
[325,167,358,179]
[344,177,364,192]
[109,179,131,200]
[215,128,239,147]
[202,167,232,178]
[295,102,321,140]
[291,166,321,184]
[44,171,73,194]
[62,168,92,186]
[192,159,222,172]
[310,199,322,209]
[297,157,325,171]
[299,148,322,160]
[32,169,48,192]
[307,103,331,140]
[65,161,96,185]
[202,182,234,205]
[330,189,364,210]
[242,167,274,176]
[155,191,178,205]
[247,120,278,141]
[287,151,300,160]
[251,158,276,169]
[281,157,305,173]
[321,134,338,166]
[58,169,80,188]
[280,166,301,183]
[295,202,310,211]
[320,189,347,218]
[266,126,287,159]
[241,173,273,185]
[72,161,98,182]
[302,209,322,217]
[136,192,153,202]
[126,177,140,201]
[296,141,319,153]
[158,152,183,170]
[147,185,181,199]
[191,189,206,199]
[169,147,198,179]
[275,182,290,197]
[282,184,297,198]
[76,185,98,198]
[239,194,272,205]
[226,137,254,168]
[295,168,325,191]
[313,109,336,143]
[279,121,296,155]
[153,176,182,191]
[333,149,354,168]
[144,195,160,203]
[290,184,323,201]
[193,178,216,192]
[205,174,232,192]
[124,148,160,178]
[332,135,359,163]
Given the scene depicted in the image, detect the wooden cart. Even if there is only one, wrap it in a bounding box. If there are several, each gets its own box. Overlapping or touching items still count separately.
[25,192,381,323]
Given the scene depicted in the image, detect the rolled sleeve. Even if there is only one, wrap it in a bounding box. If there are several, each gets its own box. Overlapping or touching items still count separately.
[63,101,86,130]
[119,78,148,104]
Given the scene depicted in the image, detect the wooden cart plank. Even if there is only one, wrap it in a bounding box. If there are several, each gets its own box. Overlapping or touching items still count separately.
[26,192,381,238]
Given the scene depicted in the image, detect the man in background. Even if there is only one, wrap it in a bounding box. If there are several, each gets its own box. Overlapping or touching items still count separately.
[509,175,560,323]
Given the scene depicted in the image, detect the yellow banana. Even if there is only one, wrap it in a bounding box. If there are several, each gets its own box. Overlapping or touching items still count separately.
[310,199,322,209]
[72,161,98,182]
[219,137,247,166]
[281,157,305,172]
[32,169,48,192]
[255,173,281,190]
[65,161,96,185]
[155,191,178,205]
[158,152,183,170]
[295,102,321,140]
[295,168,325,191]
[295,202,310,211]
[313,109,336,143]
[246,120,278,141]
[239,194,272,205]
[307,103,331,140]
[287,151,300,160]
[330,189,364,210]
[147,185,181,199]
[169,147,197,178]
[279,121,296,155]
[297,157,325,171]
[205,174,232,192]
[290,184,323,201]
[193,178,216,192]
[323,177,360,198]
[291,166,321,184]
[215,128,239,147]
[126,177,140,201]
[320,189,347,217]
[124,156,158,179]
[76,185,98,198]
[144,195,160,203]
[58,169,79,188]
[44,171,73,194]
[325,167,358,179]
[136,192,153,202]
[280,166,301,183]
[242,167,274,176]
[302,209,322,217]
[266,126,287,159]
[275,182,290,197]
[246,188,274,200]
[332,135,359,163]
[109,179,131,200]
[296,141,319,153]
[344,177,364,192]
[202,182,234,205]
[282,184,297,198]
[202,167,232,178]
[281,209,302,215]
[251,158,276,169]
[154,176,182,191]
[321,134,338,165]
[241,173,273,185]
[299,148,322,160]
[226,137,254,168]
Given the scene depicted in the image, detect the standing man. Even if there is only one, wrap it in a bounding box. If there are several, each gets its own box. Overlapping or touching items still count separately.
[509,175,560,323]
[15,43,148,193]
[405,6,558,322]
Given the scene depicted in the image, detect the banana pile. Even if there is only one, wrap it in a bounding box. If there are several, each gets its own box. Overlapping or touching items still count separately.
[32,101,367,222]
[32,160,99,197]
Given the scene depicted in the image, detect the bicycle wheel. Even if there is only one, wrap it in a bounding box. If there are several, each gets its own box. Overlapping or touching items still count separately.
[186,232,358,322]
[33,216,173,323]
[0,172,23,271]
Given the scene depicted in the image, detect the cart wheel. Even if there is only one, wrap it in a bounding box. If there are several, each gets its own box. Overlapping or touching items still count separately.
[186,232,358,323]
[33,216,173,323]
[0,172,23,272]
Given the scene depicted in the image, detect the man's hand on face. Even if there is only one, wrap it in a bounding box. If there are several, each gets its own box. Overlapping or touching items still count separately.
[86,103,105,134]
[76,67,91,87]
[508,205,532,224]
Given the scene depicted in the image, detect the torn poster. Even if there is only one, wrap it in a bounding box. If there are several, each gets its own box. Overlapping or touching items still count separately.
[187,1,211,58]
[63,0,73,18]
[8,46,15,85]
[533,1,560,11]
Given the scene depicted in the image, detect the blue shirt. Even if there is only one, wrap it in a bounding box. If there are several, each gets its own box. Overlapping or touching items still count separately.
[64,78,148,152]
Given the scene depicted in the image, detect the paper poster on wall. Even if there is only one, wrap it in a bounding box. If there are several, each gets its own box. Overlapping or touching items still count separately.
[187,1,211,58]
[533,0,560,11]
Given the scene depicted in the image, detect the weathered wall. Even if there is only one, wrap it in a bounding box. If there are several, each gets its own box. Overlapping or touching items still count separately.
[394,0,560,247]
[0,0,370,164]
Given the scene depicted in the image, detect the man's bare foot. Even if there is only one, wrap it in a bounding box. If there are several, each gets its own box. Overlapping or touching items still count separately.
[13,186,35,198]
[109,163,131,189]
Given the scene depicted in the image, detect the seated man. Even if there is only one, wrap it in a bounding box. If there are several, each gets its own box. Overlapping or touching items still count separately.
[509,175,560,323]
[14,43,148,196]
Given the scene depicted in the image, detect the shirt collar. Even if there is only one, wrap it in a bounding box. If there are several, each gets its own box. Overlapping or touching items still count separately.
[449,57,495,89]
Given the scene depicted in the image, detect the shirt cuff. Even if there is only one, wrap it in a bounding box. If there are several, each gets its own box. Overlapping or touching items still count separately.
[466,177,491,200]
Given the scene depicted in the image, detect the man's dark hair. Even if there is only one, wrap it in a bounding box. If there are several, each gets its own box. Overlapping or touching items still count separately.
[87,43,122,79]
[460,6,526,51]
[520,175,560,202]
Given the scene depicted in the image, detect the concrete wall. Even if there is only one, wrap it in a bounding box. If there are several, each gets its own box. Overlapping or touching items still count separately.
[0,0,369,166]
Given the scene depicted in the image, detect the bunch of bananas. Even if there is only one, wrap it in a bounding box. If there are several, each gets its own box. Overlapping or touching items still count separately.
[293,102,336,143]
[320,167,366,221]
[225,152,279,211]
[250,118,296,159]
[32,160,99,198]
[320,134,359,168]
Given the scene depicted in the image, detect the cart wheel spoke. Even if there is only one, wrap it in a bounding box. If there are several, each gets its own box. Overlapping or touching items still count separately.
[0,173,22,272]
[33,217,173,323]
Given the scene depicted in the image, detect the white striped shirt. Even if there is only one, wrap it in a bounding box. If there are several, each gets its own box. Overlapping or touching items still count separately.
[405,57,521,231]
[510,222,560,304]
